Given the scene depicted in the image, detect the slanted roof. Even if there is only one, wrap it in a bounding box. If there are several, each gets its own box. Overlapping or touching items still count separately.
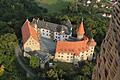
[87,38,96,46]
[32,19,69,34]
[56,36,96,55]
[77,22,85,35]
[56,40,89,56]
[21,19,39,44]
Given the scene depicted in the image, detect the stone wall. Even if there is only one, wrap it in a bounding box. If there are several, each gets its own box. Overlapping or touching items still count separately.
[92,1,120,80]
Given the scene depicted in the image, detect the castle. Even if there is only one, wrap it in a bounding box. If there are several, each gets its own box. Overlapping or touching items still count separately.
[55,21,96,63]
[21,18,96,63]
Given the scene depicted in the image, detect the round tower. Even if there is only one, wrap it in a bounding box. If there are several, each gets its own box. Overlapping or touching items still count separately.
[77,21,85,40]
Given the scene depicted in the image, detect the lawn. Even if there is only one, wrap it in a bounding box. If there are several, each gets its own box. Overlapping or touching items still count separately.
[35,0,75,13]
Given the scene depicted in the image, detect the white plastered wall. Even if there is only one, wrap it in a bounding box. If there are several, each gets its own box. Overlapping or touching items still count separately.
[23,36,40,52]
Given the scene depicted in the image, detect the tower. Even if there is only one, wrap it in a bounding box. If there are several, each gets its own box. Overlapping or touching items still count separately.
[92,2,120,80]
[21,19,41,52]
[77,21,85,40]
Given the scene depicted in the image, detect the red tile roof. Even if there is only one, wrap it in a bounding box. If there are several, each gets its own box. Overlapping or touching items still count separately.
[88,38,96,46]
[77,22,85,35]
[56,41,89,56]
[56,37,96,55]
[21,19,39,44]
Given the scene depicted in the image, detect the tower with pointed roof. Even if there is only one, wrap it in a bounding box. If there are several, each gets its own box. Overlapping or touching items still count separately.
[77,21,85,40]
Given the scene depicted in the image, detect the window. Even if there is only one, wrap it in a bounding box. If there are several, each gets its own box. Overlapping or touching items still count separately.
[103,56,106,63]
[99,74,101,79]
[67,56,69,58]
[43,30,44,31]
[114,60,118,68]
[105,69,108,77]
[67,53,69,55]
[71,56,73,58]
[61,56,63,57]
[58,55,60,57]
[116,7,119,13]
[67,59,69,61]
[91,47,93,49]
[98,62,100,67]
[46,34,48,36]
[43,33,45,35]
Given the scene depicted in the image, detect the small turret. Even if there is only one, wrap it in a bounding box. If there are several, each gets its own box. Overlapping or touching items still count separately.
[32,18,38,31]
[77,21,85,40]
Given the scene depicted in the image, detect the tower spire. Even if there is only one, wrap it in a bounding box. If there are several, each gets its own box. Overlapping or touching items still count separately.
[77,21,85,39]
[77,21,85,35]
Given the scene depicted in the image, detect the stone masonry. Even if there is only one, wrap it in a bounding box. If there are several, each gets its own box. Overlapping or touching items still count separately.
[92,1,120,80]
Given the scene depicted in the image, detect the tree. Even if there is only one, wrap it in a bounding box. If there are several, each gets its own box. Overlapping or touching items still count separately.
[0,33,18,71]
[30,56,40,69]
[0,33,27,79]
[46,68,65,80]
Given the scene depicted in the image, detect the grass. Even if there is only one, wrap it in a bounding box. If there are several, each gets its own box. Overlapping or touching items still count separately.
[35,0,75,13]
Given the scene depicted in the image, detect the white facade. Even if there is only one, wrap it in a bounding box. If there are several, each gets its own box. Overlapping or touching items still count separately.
[55,46,95,63]
[54,32,70,41]
[23,36,40,52]
[40,28,70,41]
[40,28,51,39]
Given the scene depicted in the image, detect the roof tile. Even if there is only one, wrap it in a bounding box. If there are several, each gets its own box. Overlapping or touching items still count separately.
[21,19,39,44]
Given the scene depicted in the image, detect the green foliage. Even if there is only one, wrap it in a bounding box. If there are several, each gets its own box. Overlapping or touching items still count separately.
[0,33,18,70]
[0,0,47,37]
[0,33,27,79]
[46,68,65,80]
[30,56,40,68]
[36,0,73,13]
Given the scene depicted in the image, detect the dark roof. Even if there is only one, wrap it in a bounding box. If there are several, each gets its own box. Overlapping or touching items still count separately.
[67,37,81,41]
[40,37,56,55]
[28,51,51,63]
[32,19,70,34]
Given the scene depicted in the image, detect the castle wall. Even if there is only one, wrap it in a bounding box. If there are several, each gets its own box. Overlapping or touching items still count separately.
[55,46,95,63]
